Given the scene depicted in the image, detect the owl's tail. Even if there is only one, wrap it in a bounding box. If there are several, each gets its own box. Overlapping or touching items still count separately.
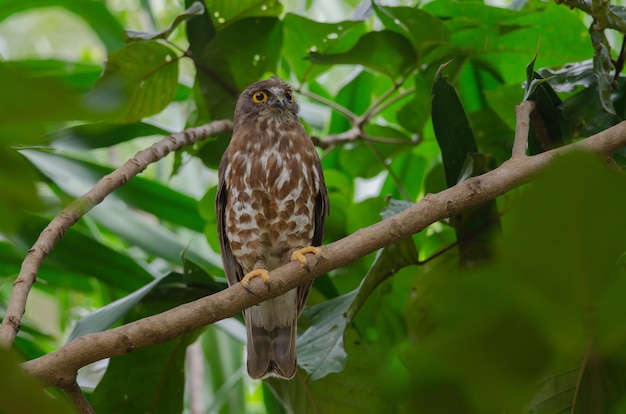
[245,299,298,380]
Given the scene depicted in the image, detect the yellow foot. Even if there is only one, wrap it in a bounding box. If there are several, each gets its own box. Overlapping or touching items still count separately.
[241,269,270,291]
[290,246,322,272]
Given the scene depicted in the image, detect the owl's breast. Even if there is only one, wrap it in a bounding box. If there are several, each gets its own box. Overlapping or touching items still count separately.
[224,138,319,269]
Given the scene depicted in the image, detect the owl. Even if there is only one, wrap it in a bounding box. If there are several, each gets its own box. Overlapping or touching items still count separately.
[216,77,329,379]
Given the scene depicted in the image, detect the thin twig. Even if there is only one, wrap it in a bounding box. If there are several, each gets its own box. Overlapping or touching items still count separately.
[0,120,233,348]
[358,73,412,125]
[512,100,535,158]
[63,380,95,414]
[310,126,361,149]
[296,88,358,123]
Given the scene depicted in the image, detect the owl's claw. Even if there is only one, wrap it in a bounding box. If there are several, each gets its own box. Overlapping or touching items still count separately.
[241,269,270,293]
[290,246,322,272]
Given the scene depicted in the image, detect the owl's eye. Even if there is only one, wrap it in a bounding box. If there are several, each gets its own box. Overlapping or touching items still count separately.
[285,91,294,102]
[252,90,268,103]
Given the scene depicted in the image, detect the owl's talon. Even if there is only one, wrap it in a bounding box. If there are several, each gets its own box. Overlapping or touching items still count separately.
[241,269,270,292]
[290,246,322,272]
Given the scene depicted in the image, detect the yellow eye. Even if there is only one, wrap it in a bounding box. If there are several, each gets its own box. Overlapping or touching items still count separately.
[252,90,268,103]
[285,91,294,102]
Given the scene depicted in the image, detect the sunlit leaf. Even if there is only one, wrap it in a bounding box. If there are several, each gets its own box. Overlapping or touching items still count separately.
[283,13,366,82]
[373,3,450,53]
[203,0,282,30]
[87,40,179,123]
[309,31,417,79]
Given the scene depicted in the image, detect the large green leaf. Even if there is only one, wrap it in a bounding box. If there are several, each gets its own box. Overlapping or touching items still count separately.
[91,278,210,414]
[13,215,154,292]
[297,290,356,381]
[373,3,450,54]
[203,0,282,30]
[192,17,282,120]
[0,63,96,144]
[1,59,102,92]
[48,122,173,150]
[431,64,478,188]
[309,30,417,79]
[0,0,124,51]
[0,149,43,233]
[66,272,171,342]
[197,324,248,414]
[283,13,366,82]
[432,65,501,265]
[87,40,179,123]
[399,152,626,412]
[267,329,388,414]
[20,149,206,233]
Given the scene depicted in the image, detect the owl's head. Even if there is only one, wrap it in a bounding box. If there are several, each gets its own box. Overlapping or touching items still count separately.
[234,77,300,126]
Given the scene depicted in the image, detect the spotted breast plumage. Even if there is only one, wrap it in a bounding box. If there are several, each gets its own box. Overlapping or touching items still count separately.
[216,77,329,379]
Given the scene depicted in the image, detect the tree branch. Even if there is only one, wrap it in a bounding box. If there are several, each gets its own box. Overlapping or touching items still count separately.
[513,100,535,157]
[0,120,233,348]
[20,115,626,387]
[63,380,95,414]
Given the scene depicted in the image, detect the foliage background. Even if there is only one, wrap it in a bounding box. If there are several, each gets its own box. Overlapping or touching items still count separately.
[2,0,626,413]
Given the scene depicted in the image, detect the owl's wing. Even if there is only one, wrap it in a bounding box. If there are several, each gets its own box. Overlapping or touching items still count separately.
[216,152,245,287]
[296,156,329,315]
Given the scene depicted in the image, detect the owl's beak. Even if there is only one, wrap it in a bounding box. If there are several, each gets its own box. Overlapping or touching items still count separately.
[274,97,286,110]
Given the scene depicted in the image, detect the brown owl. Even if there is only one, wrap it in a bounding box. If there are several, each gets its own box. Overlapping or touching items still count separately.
[216,77,329,379]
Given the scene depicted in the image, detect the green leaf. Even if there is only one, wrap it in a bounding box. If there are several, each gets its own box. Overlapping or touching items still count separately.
[13,215,154,292]
[20,149,207,233]
[347,238,419,326]
[48,122,172,150]
[66,273,170,342]
[193,17,282,120]
[92,331,199,414]
[373,3,450,53]
[283,13,366,82]
[400,152,626,411]
[198,325,248,414]
[125,1,205,41]
[309,30,417,79]
[432,66,501,265]
[1,59,102,92]
[0,149,43,233]
[0,0,125,51]
[267,329,388,414]
[381,199,415,219]
[397,72,431,134]
[297,290,356,380]
[537,59,595,93]
[87,40,179,123]
[204,0,282,30]
[0,63,96,144]
[431,63,478,188]
[91,276,209,414]
[0,347,76,414]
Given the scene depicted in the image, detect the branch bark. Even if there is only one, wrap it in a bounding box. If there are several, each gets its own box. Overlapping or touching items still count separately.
[20,116,626,387]
[0,120,233,348]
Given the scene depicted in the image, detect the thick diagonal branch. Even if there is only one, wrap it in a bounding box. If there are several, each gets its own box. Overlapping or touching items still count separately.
[21,117,626,387]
